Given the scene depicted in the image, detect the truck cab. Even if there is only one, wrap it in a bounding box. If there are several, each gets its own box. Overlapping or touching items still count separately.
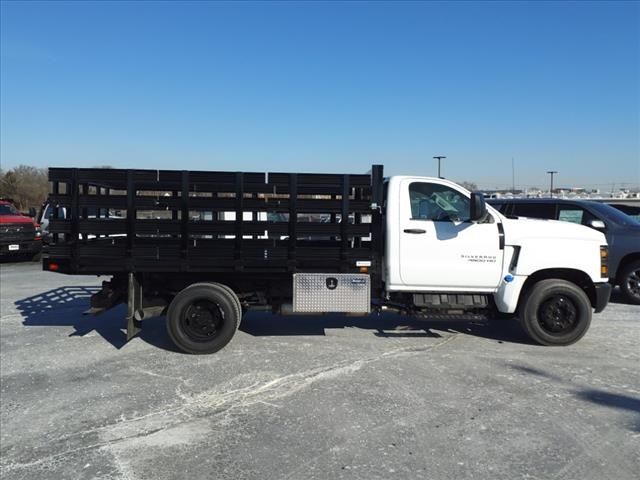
[383,176,610,346]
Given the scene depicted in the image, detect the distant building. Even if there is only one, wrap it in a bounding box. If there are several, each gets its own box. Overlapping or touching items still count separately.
[480,185,639,201]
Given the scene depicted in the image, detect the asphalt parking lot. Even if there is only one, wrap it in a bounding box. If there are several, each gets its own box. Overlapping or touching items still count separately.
[1,261,639,480]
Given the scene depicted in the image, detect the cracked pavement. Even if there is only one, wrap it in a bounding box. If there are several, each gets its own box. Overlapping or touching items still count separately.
[1,262,639,479]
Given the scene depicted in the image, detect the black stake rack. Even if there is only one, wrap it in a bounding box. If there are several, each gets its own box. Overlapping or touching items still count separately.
[44,165,385,287]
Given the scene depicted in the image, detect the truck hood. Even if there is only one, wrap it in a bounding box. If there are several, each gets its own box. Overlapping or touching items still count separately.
[0,215,35,225]
[501,216,606,245]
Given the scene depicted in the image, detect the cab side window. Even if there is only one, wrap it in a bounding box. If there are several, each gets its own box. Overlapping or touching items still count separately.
[557,206,597,226]
[46,205,67,219]
[557,207,584,224]
[409,183,470,222]
[511,203,556,219]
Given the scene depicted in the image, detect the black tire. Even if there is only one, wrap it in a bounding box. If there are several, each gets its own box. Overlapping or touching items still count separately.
[520,279,592,346]
[618,260,640,305]
[213,282,244,318]
[167,282,241,354]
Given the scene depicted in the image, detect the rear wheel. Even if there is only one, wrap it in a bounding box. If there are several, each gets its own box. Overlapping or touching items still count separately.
[167,283,241,354]
[214,282,243,316]
[618,260,640,305]
[520,279,592,346]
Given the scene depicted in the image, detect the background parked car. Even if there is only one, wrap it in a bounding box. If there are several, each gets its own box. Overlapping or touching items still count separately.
[38,203,126,243]
[609,203,640,221]
[0,199,42,261]
[489,198,640,304]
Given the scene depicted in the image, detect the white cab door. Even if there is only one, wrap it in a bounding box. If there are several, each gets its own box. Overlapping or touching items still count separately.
[398,179,503,291]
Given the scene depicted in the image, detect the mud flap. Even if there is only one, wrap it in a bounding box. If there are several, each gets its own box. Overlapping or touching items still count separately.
[127,272,143,341]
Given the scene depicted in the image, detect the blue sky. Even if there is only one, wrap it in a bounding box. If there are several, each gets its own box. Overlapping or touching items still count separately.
[1,1,638,189]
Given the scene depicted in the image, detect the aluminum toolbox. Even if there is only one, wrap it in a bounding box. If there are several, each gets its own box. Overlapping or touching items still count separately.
[293,273,370,313]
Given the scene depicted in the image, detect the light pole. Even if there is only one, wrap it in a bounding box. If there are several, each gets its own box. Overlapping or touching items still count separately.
[433,156,446,179]
[547,171,558,198]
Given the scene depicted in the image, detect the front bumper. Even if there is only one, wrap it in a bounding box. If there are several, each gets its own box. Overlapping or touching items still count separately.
[593,282,612,313]
[0,239,42,256]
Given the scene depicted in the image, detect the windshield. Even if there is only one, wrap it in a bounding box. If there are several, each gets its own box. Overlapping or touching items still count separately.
[0,203,20,215]
[587,202,640,227]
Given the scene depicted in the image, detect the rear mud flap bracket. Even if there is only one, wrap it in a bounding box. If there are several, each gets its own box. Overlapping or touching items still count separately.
[127,273,143,341]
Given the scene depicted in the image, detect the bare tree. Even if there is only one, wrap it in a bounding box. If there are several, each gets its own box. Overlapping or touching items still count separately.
[459,181,478,191]
[0,165,49,211]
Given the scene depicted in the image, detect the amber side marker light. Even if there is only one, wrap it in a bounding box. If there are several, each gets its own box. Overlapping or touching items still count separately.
[600,246,608,278]
[359,266,369,274]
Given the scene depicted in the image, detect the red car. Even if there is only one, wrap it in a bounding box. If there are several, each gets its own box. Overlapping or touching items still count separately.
[0,199,43,260]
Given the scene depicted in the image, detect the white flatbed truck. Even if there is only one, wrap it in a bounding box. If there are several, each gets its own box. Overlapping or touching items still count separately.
[44,165,611,353]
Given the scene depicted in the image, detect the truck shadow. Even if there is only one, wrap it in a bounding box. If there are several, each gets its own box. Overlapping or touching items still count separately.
[16,286,534,351]
[239,311,535,345]
[15,286,179,352]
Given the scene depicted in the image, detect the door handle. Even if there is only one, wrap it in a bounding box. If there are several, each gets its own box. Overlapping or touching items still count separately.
[403,228,426,234]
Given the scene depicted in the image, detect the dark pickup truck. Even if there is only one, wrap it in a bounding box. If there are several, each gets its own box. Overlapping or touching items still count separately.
[489,198,640,304]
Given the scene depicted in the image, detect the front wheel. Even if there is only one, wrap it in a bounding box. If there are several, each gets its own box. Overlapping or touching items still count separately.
[167,282,242,354]
[520,279,592,346]
[618,260,640,305]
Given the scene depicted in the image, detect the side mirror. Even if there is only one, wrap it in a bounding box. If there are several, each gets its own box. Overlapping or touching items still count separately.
[589,219,606,230]
[470,192,488,222]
